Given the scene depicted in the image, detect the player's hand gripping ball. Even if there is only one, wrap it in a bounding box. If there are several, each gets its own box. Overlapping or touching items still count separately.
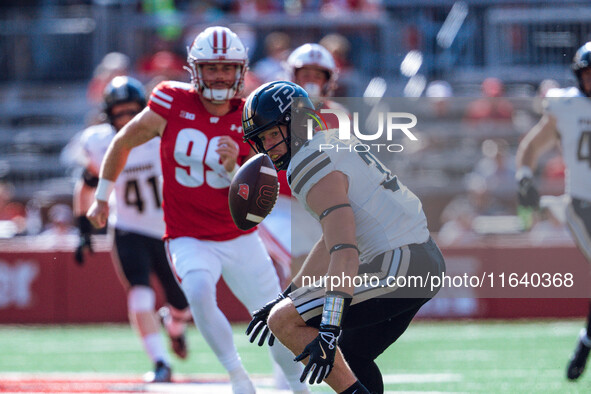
[229,153,279,230]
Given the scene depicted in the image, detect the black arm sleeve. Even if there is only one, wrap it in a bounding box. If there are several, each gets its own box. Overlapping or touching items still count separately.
[82,168,99,188]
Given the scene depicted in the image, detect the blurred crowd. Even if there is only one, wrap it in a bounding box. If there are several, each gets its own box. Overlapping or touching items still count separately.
[83,27,358,120]
[0,1,575,248]
[0,0,382,16]
[0,65,572,248]
[0,25,364,240]
[422,77,570,247]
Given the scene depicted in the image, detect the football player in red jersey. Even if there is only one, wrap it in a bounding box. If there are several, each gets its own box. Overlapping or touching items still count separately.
[287,43,338,99]
[87,26,309,393]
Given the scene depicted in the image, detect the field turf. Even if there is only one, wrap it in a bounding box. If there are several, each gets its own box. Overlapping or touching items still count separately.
[0,319,589,393]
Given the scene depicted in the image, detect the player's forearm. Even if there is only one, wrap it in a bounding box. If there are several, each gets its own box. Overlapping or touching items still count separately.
[318,205,358,295]
[291,236,331,288]
[73,179,96,216]
[516,115,558,171]
[516,134,541,171]
[325,251,359,295]
[99,109,163,182]
[99,136,132,182]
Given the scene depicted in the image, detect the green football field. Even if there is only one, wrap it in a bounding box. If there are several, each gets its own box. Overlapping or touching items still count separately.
[0,319,589,393]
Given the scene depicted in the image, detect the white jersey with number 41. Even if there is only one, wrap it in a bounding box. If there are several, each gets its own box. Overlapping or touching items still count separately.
[81,123,165,238]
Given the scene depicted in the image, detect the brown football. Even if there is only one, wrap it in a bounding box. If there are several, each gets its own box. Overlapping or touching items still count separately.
[229,153,279,231]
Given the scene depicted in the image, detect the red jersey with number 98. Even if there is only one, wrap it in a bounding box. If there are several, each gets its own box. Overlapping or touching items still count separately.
[148,81,254,241]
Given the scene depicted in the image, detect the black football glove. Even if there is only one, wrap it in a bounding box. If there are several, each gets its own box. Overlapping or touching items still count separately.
[517,177,540,209]
[246,294,284,346]
[294,324,340,384]
[74,215,94,265]
[246,284,295,346]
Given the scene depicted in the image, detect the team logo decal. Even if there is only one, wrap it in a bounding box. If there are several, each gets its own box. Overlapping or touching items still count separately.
[256,184,277,210]
[238,184,249,200]
[272,85,296,113]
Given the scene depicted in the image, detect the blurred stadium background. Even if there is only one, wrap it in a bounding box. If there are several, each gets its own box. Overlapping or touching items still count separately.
[1,0,591,392]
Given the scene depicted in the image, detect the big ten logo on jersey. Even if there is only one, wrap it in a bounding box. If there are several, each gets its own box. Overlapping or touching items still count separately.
[0,260,39,309]
[180,110,196,121]
[256,184,276,210]
[173,128,232,189]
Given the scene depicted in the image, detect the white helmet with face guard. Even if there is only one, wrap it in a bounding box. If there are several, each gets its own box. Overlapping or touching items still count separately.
[186,26,249,102]
[287,43,338,97]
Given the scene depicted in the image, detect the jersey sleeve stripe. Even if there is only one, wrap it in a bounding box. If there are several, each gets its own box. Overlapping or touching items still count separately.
[293,157,331,194]
[150,96,172,109]
[288,150,323,185]
[154,89,174,102]
[290,151,329,189]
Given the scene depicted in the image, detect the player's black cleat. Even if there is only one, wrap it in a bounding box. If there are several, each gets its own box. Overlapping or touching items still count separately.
[567,330,591,380]
[144,360,172,383]
[158,306,188,359]
[170,332,188,360]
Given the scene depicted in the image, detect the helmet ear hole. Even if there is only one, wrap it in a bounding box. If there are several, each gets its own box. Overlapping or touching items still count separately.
[252,136,265,153]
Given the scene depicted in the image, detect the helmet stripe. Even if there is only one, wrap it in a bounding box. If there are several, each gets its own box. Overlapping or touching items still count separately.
[213,30,218,54]
[222,30,227,54]
[244,93,255,129]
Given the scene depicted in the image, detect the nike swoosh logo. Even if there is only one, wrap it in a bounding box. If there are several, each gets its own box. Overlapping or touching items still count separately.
[319,342,327,360]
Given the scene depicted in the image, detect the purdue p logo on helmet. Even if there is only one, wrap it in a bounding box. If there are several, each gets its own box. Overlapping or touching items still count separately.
[242,81,315,171]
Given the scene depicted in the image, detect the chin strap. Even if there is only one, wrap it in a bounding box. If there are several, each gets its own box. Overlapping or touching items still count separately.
[196,64,244,102]
[202,87,236,103]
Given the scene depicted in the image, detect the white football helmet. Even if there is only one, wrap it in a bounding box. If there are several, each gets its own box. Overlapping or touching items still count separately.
[186,26,249,102]
[287,43,338,97]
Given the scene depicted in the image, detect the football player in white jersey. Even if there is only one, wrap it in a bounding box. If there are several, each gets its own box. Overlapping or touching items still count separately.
[261,43,342,278]
[73,76,190,383]
[242,81,445,394]
[516,42,591,381]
